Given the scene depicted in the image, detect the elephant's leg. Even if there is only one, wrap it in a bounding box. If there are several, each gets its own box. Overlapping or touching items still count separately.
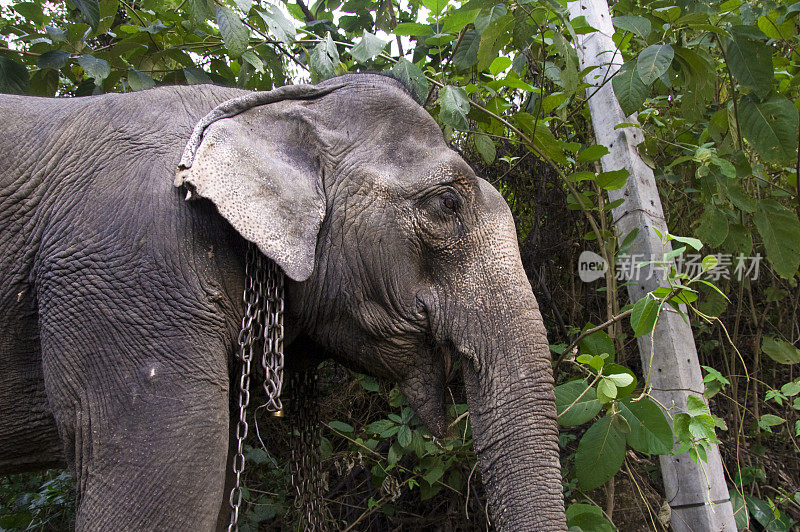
[37,291,235,531]
[0,289,63,474]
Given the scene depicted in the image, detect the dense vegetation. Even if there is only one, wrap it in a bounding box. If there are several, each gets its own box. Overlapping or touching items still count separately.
[1,0,799,529]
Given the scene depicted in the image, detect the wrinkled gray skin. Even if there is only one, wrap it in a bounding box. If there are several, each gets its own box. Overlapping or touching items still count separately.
[0,74,565,530]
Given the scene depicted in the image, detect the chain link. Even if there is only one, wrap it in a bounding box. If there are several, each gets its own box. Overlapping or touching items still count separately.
[228,243,326,532]
[289,369,328,531]
[262,259,284,412]
[228,244,285,532]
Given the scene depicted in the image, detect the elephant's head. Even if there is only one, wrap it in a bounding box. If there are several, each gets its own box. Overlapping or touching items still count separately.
[175,74,566,530]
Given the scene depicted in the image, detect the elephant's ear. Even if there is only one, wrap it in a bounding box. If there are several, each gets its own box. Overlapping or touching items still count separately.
[174,84,343,282]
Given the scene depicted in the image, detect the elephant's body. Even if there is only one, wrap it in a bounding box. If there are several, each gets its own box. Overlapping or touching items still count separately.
[0,76,567,530]
[0,86,249,527]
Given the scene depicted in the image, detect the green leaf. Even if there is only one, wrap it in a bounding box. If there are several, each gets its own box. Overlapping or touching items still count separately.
[187,0,215,22]
[670,234,703,251]
[37,50,70,70]
[397,424,412,447]
[216,4,249,58]
[328,420,354,433]
[631,296,658,337]
[310,33,340,81]
[474,3,507,34]
[555,379,603,426]
[257,6,296,45]
[127,68,155,90]
[70,0,100,29]
[442,8,480,33]
[183,67,212,84]
[597,378,618,402]
[753,199,800,278]
[234,0,253,13]
[612,15,652,39]
[477,14,514,72]
[577,144,609,164]
[575,416,627,490]
[45,25,68,42]
[393,22,433,36]
[636,44,674,85]
[0,56,30,95]
[421,0,448,15]
[686,394,711,417]
[390,59,428,102]
[489,56,512,76]
[761,337,800,365]
[240,51,265,73]
[350,30,388,63]
[359,374,380,392]
[695,206,729,248]
[619,398,673,454]
[474,132,496,164]
[607,373,634,387]
[758,414,785,432]
[366,419,397,434]
[613,59,647,116]
[453,30,480,71]
[77,54,110,81]
[579,327,614,360]
[604,364,637,398]
[739,95,799,165]
[438,85,470,130]
[725,25,773,98]
[595,169,629,190]
[730,489,751,530]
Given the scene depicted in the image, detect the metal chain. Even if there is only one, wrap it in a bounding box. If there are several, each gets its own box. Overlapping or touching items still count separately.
[289,368,327,531]
[228,244,285,532]
[262,259,284,412]
[228,243,326,531]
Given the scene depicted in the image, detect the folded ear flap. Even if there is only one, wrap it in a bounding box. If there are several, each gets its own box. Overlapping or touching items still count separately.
[175,85,341,282]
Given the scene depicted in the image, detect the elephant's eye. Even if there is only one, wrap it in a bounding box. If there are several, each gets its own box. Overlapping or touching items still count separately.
[440,192,459,214]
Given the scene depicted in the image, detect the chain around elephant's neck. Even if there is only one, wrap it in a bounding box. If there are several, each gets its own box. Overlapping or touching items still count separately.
[228,243,285,531]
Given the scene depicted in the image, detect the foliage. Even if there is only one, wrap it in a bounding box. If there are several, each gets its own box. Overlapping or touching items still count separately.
[2,0,800,527]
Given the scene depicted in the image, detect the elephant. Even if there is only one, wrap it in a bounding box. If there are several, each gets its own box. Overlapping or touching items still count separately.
[0,73,566,530]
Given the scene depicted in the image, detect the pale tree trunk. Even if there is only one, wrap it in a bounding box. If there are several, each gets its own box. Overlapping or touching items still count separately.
[566,0,737,529]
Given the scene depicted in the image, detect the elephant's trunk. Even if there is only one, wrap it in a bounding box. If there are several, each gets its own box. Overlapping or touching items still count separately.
[461,302,566,530]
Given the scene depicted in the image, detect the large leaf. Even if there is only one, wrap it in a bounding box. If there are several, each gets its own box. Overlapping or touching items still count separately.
[725,25,773,98]
[257,5,296,45]
[555,379,603,427]
[70,0,100,29]
[636,44,674,85]
[438,85,470,130]
[390,59,428,102]
[619,397,673,455]
[575,415,627,490]
[753,199,800,278]
[37,50,71,70]
[77,54,110,81]
[630,296,658,337]
[613,59,647,116]
[477,14,514,72]
[393,22,433,36]
[0,57,30,94]
[695,205,729,247]
[350,30,388,63]
[453,30,480,71]
[612,15,651,39]
[216,4,249,58]
[127,68,155,91]
[761,337,800,365]
[739,95,799,165]
[310,33,340,81]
